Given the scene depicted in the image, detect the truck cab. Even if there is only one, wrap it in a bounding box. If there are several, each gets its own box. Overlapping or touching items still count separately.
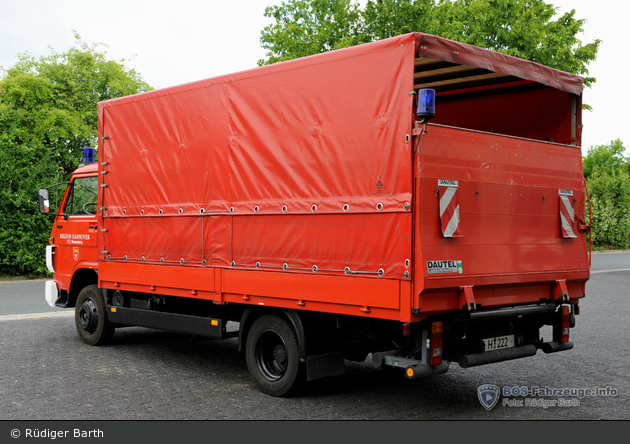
[41,159,99,309]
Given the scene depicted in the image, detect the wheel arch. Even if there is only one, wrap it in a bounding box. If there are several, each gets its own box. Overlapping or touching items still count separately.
[238,307,307,361]
[67,268,98,308]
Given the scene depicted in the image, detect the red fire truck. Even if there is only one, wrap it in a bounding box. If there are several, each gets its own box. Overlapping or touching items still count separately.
[38,33,590,396]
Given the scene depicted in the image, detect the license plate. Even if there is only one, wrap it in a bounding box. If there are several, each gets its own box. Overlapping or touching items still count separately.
[483,335,515,352]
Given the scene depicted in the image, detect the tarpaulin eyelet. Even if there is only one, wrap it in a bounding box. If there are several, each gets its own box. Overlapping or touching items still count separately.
[199,208,205,214]
[283,263,288,271]
[344,267,350,275]
[376,203,383,211]
[311,205,317,213]
[180,258,184,265]
[256,262,261,269]
[179,208,183,214]
[342,204,349,212]
[122,209,126,216]
[378,269,384,277]
[159,209,163,215]
[312,265,318,273]
[229,207,234,213]
[254,206,260,213]
[231,261,235,267]
[140,210,144,216]
[282,205,287,213]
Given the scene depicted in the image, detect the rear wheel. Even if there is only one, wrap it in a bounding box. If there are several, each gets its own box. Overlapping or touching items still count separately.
[75,285,114,346]
[246,314,305,397]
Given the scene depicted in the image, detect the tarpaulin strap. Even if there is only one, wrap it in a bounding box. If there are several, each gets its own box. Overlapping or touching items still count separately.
[559,189,577,239]
[438,180,463,238]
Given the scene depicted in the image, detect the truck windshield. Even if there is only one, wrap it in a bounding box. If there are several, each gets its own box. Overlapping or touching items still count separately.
[64,176,98,216]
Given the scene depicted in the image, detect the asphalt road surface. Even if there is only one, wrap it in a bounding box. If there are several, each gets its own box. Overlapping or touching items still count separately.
[0,252,628,420]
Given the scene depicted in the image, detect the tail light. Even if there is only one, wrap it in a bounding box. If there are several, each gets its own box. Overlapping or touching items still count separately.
[560,305,570,343]
[430,321,443,366]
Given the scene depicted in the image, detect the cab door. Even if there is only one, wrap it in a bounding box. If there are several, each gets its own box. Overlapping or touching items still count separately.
[53,175,99,288]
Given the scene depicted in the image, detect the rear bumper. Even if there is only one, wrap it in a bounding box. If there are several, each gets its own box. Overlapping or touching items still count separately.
[457,340,574,368]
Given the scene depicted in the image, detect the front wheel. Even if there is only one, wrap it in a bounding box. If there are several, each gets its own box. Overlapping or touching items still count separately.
[246,314,305,397]
[75,285,115,346]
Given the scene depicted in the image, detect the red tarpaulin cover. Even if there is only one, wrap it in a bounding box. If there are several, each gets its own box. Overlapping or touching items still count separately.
[97,32,585,282]
[98,34,417,278]
[414,33,584,95]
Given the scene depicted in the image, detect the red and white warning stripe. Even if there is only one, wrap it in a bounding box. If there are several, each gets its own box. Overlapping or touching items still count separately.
[439,180,463,238]
[559,189,576,238]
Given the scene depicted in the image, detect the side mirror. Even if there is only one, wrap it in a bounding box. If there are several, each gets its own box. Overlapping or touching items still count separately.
[38,189,50,214]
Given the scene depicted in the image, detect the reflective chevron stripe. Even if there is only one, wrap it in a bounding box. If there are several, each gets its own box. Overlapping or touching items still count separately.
[439,180,462,238]
[559,190,576,238]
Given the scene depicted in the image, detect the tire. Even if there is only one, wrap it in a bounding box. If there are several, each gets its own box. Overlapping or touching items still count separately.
[246,314,306,397]
[75,285,115,346]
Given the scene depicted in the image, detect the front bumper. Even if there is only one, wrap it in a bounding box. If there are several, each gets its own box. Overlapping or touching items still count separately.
[45,280,59,308]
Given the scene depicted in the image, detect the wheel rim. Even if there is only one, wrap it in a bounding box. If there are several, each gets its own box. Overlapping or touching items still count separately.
[77,298,99,334]
[255,330,288,381]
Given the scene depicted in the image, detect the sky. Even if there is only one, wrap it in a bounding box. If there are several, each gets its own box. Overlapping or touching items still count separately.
[0,0,627,154]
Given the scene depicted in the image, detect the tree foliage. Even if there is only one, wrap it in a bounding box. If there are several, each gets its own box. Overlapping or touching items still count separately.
[259,0,364,65]
[258,0,601,87]
[583,139,630,179]
[584,140,630,250]
[0,34,152,276]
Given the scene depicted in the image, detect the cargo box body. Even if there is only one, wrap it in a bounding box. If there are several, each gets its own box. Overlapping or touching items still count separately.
[96,33,587,322]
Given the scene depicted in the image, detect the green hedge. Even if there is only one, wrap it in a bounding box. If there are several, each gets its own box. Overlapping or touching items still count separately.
[584,139,630,250]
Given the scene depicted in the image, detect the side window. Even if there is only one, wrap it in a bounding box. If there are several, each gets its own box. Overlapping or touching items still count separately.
[64,176,98,216]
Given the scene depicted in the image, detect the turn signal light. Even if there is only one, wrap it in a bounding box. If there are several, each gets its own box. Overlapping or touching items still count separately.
[430,321,443,366]
[560,305,570,343]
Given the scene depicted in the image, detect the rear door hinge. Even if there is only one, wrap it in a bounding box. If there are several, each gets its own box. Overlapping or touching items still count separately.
[551,279,570,304]
[459,285,476,311]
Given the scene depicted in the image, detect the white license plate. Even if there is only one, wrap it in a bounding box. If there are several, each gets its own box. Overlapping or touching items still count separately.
[483,335,515,351]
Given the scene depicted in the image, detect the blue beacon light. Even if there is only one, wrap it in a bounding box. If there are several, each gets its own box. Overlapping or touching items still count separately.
[82,147,95,164]
[416,88,436,122]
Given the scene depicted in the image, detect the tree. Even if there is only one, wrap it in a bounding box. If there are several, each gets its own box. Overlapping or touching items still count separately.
[0,33,152,276]
[583,140,630,249]
[258,0,601,89]
[433,0,600,88]
[583,139,629,179]
[259,0,364,65]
